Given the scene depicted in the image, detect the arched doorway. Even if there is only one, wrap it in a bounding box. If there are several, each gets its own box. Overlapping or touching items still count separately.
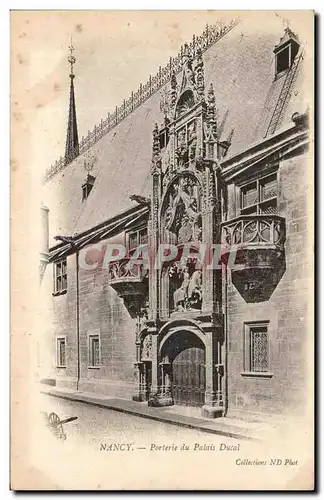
[161,330,205,407]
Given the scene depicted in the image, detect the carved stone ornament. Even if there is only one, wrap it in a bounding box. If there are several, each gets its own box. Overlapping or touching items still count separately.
[141,334,152,361]
[169,262,202,312]
[163,174,202,244]
[181,43,195,90]
[194,48,205,101]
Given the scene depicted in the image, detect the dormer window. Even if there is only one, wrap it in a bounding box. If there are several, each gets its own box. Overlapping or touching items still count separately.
[276,47,290,74]
[82,173,96,201]
[274,27,300,78]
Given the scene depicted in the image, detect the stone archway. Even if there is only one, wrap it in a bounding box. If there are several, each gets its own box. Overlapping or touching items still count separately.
[160,328,206,407]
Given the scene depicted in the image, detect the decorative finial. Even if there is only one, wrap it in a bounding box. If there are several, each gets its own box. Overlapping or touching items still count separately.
[169,71,177,111]
[183,43,191,63]
[194,48,204,100]
[206,83,217,140]
[160,87,169,117]
[152,123,160,160]
[68,37,76,77]
[171,71,177,90]
[208,83,215,105]
[283,18,290,30]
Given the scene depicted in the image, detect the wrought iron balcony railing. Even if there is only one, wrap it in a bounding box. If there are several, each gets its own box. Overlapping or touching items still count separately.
[221,215,286,248]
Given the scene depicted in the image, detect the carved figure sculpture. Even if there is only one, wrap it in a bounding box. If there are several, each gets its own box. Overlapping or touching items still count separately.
[164,175,202,244]
[172,267,202,311]
[188,121,197,160]
[142,334,152,360]
[173,267,191,311]
[187,270,202,310]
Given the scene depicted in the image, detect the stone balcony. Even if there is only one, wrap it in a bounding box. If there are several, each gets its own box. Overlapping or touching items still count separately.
[108,258,148,316]
[221,215,286,302]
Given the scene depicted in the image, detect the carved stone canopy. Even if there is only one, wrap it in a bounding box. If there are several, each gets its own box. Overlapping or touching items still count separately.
[159,43,206,124]
[175,89,195,118]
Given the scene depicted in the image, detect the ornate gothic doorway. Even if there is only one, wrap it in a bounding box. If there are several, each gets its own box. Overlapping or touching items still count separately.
[161,330,205,407]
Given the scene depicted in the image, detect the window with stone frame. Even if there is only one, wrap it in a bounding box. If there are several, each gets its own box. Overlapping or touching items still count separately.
[53,258,67,294]
[243,321,270,375]
[88,334,100,368]
[127,227,148,252]
[240,172,278,216]
[56,337,66,368]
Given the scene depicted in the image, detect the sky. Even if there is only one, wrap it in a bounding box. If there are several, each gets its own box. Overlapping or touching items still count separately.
[11,10,312,180]
[11,11,239,177]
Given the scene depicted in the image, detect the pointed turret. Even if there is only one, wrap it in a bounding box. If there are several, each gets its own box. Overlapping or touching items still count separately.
[170,71,177,109]
[207,83,217,137]
[194,48,205,101]
[152,123,161,161]
[64,39,79,165]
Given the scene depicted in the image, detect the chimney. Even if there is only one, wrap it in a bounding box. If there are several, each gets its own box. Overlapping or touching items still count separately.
[40,205,49,281]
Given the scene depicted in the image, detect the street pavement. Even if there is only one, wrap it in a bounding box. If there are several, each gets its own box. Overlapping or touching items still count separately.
[30,394,249,489]
[39,394,238,450]
[27,394,305,490]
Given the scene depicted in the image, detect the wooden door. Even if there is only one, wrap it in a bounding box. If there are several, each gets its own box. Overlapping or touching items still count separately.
[172,346,205,406]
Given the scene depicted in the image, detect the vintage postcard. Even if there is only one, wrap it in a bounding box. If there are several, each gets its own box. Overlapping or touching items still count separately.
[11,10,314,490]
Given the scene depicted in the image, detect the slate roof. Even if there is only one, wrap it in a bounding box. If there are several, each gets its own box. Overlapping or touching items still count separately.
[42,16,311,247]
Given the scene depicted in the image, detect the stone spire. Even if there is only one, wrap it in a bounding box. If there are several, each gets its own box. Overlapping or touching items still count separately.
[64,39,79,165]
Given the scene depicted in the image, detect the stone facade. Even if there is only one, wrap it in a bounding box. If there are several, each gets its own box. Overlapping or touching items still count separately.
[225,153,311,419]
[39,19,312,421]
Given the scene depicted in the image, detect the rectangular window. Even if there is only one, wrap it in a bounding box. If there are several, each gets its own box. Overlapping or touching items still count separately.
[240,173,278,216]
[56,337,66,367]
[243,321,272,377]
[139,228,148,245]
[89,334,100,368]
[127,227,148,251]
[129,232,138,251]
[53,258,67,294]
[241,183,258,213]
[250,327,269,372]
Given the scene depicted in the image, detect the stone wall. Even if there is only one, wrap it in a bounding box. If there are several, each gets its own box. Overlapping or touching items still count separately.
[226,151,312,419]
[45,237,137,398]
